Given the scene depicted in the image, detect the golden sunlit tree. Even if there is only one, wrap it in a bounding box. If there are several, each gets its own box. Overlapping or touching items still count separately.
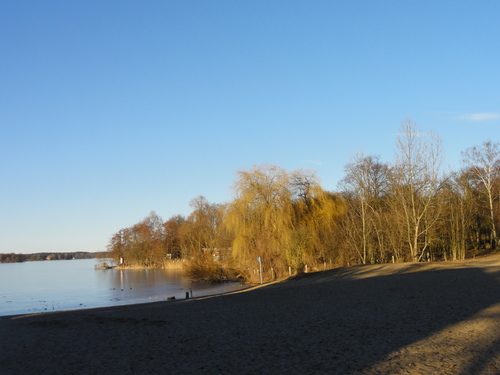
[225,164,344,281]
[289,169,345,268]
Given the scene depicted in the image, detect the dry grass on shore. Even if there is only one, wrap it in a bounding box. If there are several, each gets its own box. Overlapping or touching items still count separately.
[114,259,185,270]
[182,256,243,282]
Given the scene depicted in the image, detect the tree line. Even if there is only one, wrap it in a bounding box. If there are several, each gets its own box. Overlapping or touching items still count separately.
[107,120,499,283]
[0,252,100,263]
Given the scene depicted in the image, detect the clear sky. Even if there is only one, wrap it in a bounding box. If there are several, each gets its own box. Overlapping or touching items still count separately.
[1,1,499,254]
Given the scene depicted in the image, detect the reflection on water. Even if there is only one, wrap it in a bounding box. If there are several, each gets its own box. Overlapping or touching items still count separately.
[0,259,246,316]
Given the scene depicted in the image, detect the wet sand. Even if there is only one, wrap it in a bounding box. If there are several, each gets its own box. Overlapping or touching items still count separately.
[2,255,500,374]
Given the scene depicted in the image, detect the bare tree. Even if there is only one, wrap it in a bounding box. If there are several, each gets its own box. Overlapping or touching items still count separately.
[433,172,472,261]
[462,141,500,248]
[391,119,445,261]
[107,211,166,267]
[180,196,227,257]
[163,215,186,259]
[339,154,389,263]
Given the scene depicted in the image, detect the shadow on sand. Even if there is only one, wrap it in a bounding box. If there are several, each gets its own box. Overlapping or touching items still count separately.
[2,258,500,374]
[261,261,500,373]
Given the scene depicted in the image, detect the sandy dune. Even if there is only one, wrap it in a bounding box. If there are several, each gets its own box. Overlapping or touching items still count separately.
[2,255,500,374]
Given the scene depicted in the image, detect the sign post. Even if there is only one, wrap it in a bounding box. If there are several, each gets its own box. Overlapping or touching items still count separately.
[256,256,263,284]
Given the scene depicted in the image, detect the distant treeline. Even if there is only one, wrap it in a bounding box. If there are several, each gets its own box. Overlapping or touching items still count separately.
[0,252,101,263]
[107,121,500,283]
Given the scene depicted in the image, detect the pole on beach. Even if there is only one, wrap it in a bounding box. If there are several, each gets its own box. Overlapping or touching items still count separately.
[256,257,263,284]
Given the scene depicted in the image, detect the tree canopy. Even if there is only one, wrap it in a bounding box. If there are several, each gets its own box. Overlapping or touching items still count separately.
[106,121,500,282]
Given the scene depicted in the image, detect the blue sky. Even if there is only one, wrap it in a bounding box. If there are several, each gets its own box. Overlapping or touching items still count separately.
[1,1,499,254]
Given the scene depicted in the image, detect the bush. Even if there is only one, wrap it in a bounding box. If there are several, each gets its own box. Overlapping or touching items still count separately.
[183,256,243,283]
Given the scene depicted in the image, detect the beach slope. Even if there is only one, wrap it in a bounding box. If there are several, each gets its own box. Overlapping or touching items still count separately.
[2,255,500,374]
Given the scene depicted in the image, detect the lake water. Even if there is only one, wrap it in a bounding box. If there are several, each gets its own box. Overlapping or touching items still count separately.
[0,259,247,316]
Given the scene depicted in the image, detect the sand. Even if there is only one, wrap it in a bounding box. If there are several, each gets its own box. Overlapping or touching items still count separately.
[2,255,500,374]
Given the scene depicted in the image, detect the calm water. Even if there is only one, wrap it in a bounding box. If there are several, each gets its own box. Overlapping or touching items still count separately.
[0,259,246,316]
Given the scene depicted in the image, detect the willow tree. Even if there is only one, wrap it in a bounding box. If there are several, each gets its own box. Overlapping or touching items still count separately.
[290,169,345,268]
[225,164,343,280]
[225,165,293,276]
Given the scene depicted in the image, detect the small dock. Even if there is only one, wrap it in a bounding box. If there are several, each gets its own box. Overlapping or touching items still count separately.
[94,261,117,270]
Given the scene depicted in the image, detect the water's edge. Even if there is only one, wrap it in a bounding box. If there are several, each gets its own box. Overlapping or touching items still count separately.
[0,259,247,316]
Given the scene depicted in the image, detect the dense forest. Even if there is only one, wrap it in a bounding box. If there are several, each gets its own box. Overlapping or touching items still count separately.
[107,121,500,283]
[0,252,100,263]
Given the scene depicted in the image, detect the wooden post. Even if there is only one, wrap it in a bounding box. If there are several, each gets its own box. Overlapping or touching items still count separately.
[256,257,263,284]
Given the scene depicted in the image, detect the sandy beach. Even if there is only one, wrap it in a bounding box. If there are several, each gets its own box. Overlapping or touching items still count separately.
[2,255,500,374]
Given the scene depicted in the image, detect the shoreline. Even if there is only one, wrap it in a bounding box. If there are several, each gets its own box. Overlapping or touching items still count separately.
[100,259,186,270]
[1,259,247,317]
[0,278,271,320]
[2,255,500,374]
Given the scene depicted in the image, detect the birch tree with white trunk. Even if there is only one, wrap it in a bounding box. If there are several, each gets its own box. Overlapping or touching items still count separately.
[392,119,445,261]
[462,141,500,249]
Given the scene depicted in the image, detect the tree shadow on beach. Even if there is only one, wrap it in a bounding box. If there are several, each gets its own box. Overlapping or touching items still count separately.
[3,260,500,374]
[259,263,500,374]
